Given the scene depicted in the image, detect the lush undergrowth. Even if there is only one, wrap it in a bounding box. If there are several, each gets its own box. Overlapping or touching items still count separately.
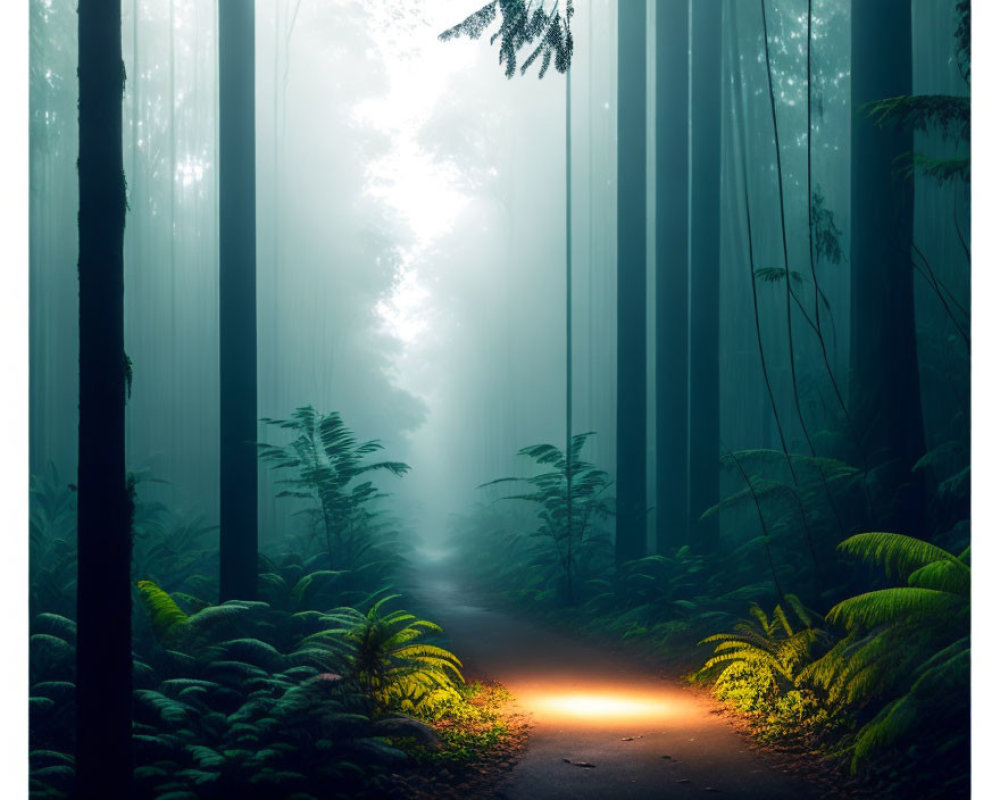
[454,429,970,799]
[29,410,524,799]
[31,579,524,799]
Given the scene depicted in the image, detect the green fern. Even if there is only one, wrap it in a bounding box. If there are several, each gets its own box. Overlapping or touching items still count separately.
[303,595,463,715]
[136,579,190,643]
[802,532,970,772]
[836,532,966,582]
[851,640,969,769]
[259,407,409,572]
[865,94,969,140]
[698,596,819,715]
[482,432,614,604]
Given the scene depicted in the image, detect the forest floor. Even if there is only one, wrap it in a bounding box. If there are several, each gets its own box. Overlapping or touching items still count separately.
[403,560,861,800]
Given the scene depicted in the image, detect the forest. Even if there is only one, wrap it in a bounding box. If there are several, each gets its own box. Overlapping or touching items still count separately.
[18,0,975,798]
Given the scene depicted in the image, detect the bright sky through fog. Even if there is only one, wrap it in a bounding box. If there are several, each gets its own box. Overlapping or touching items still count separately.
[358,1,480,343]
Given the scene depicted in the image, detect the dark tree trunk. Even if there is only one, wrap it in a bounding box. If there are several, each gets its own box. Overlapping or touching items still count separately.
[75,2,132,797]
[654,0,689,556]
[219,0,259,601]
[616,0,647,566]
[850,0,926,536]
[688,0,722,552]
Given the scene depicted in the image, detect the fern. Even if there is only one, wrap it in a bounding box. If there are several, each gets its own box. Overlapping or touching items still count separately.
[482,433,614,604]
[259,407,409,572]
[851,641,969,770]
[836,532,967,583]
[865,94,969,140]
[827,586,962,630]
[802,533,970,772]
[136,579,190,643]
[440,0,574,79]
[304,595,463,715]
[698,597,819,715]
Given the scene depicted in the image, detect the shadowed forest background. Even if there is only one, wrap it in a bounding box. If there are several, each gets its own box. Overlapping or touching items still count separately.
[11,0,988,797]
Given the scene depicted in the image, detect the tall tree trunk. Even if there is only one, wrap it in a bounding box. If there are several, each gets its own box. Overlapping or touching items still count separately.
[219,0,259,600]
[616,0,647,566]
[850,0,926,537]
[654,0,689,556]
[565,66,575,602]
[75,2,132,797]
[688,0,722,552]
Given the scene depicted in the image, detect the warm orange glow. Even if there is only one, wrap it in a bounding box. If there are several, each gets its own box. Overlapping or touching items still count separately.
[539,692,672,719]
[506,680,689,729]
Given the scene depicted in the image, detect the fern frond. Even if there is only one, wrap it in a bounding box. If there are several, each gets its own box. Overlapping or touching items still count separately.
[136,580,189,642]
[851,643,969,770]
[213,639,288,672]
[827,587,961,630]
[907,559,970,596]
[782,593,816,629]
[837,532,965,581]
[865,94,969,140]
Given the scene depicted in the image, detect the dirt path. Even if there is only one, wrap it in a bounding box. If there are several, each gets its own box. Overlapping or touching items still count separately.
[410,566,828,799]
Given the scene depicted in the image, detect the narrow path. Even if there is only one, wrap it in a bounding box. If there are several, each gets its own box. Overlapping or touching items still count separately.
[409,564,827,800]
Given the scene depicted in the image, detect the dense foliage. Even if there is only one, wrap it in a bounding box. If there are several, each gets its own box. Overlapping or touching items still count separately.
[28,412,522,799]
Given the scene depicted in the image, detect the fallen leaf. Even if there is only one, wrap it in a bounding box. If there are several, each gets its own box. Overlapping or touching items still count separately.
[562,758,597,769]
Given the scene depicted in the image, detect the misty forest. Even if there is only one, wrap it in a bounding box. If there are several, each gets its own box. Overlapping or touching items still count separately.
[27,0,972,797]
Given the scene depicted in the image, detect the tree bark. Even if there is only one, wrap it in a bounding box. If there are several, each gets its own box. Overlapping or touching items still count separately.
[219,0,259,600]
[616,0,647,566]
[654,0,689,556]
[850,0,926,536]
[75,1,132,797]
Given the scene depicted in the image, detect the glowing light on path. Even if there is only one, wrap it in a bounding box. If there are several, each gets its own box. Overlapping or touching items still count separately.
[510,682,688,728]
[540,693,672,720]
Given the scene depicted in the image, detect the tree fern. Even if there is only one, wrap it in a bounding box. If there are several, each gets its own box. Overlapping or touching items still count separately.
[259,407,409,571]
[482,433,613,604]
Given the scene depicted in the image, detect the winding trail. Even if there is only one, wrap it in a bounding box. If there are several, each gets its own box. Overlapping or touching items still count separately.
[410,563,826,800]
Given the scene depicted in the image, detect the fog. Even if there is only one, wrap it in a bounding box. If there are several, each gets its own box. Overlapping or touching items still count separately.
[30,0,967,562]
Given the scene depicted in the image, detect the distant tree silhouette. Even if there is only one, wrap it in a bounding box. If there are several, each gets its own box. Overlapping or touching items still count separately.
[218,0,259,601]
[654,0,690,556]
[688,0,722,552]
[850,0,926,537]
[615,0,647,565]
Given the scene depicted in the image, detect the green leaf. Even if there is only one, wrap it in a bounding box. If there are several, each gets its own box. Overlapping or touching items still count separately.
[837,532,967,581]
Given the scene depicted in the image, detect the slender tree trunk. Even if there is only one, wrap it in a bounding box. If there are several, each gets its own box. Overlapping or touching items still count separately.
[850,0,926,536]
[615,0,647,566]
[219,0,259,600]
[688,0,722,551]
[654,0,689,556]
[565,66,576,601]
[76,2,132,797]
